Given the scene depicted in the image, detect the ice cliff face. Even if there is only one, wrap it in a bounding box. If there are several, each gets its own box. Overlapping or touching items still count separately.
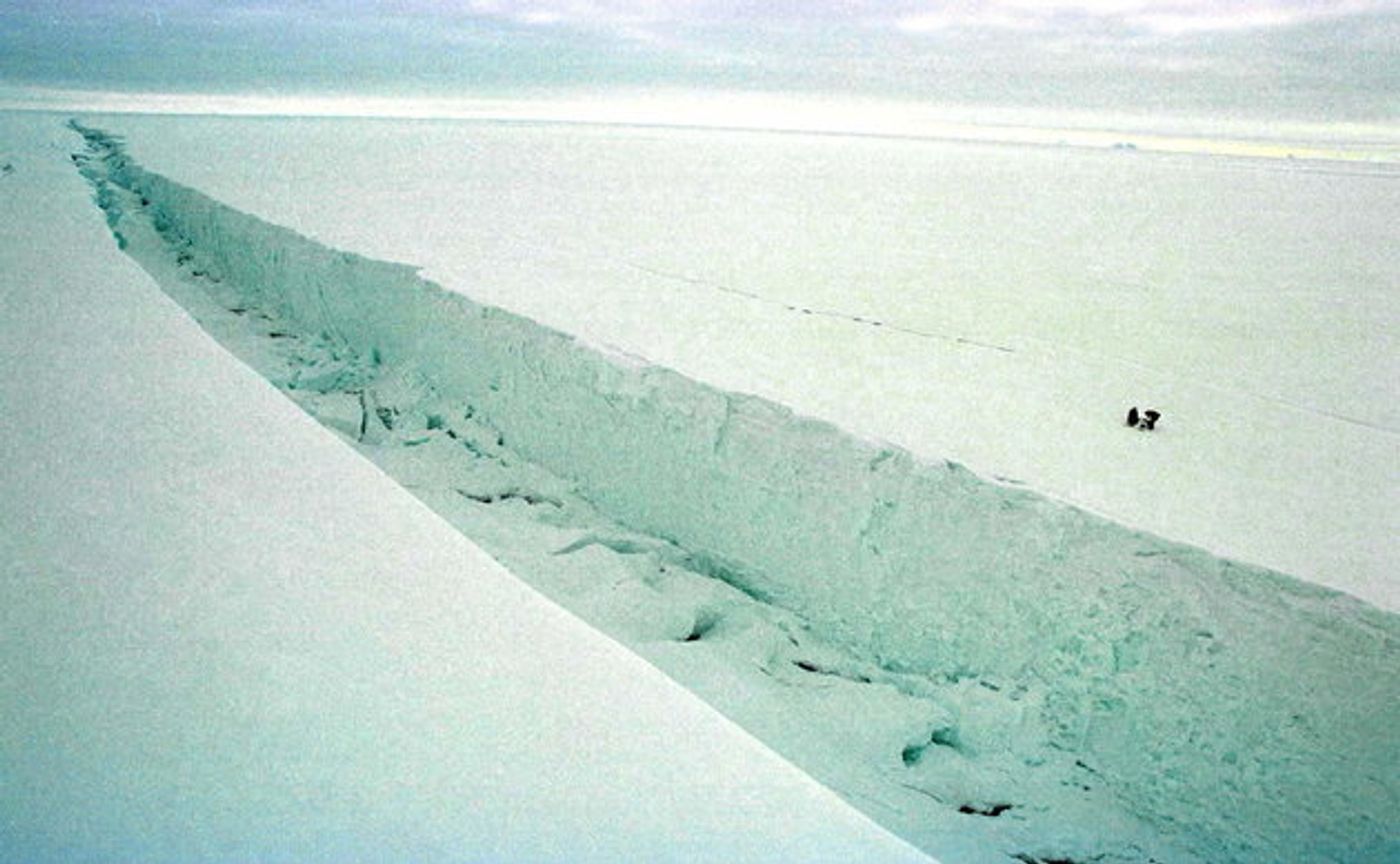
[72,121,1398,864]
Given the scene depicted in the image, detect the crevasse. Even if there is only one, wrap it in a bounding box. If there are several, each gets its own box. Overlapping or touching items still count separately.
[72,121,1398,864]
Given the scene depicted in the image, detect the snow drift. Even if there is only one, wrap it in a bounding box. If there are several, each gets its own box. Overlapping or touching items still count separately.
[72,121,1399,863]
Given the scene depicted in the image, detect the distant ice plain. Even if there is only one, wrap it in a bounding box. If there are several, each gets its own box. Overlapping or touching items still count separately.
[93,109,1399,609]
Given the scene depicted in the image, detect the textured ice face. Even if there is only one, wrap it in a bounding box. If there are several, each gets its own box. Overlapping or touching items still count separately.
[71,120,1400,864]
[1,113,934,864]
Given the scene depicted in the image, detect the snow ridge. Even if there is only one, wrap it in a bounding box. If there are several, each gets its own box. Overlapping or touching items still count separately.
[72,121,1399,864]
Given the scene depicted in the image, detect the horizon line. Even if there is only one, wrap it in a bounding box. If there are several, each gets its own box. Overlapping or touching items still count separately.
[6,85,1399,165]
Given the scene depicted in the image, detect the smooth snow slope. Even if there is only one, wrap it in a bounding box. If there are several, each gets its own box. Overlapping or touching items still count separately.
[0,113,932,864]
[70,118,1399,863]
[93,112,1398,610]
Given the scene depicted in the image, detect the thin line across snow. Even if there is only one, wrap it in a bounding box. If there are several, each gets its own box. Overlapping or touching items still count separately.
[622,259,1396,437]
[621,260,1017,354]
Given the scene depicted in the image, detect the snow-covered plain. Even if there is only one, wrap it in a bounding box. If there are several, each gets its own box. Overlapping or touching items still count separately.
[48,109,1399,864]
[0,112,933,863]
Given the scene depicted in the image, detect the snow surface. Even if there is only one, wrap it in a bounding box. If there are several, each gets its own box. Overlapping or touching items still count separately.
[0,112,933,864]
[87,112,1399,611]
[62,116,1400,863]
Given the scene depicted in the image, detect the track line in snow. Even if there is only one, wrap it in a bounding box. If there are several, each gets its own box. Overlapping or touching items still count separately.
[621,260,1018,354]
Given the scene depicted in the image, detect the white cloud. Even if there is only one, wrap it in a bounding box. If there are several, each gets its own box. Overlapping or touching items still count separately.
[894,11,1039,33]
[1131,8,1304,34]
[517,9,567,25]
[880,0,1396,36]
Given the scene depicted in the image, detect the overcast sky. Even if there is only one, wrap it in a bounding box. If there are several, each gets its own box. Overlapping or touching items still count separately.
[3,1,1397,122]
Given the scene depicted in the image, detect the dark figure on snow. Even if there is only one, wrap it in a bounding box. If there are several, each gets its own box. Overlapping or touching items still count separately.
[1126,407,1161,431]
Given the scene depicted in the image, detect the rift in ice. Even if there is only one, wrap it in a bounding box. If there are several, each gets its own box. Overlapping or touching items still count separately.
[70,121,1400,864]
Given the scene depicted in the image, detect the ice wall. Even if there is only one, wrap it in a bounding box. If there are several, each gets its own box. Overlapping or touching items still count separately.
[3,112,935,864]
[76,123,1399,863]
